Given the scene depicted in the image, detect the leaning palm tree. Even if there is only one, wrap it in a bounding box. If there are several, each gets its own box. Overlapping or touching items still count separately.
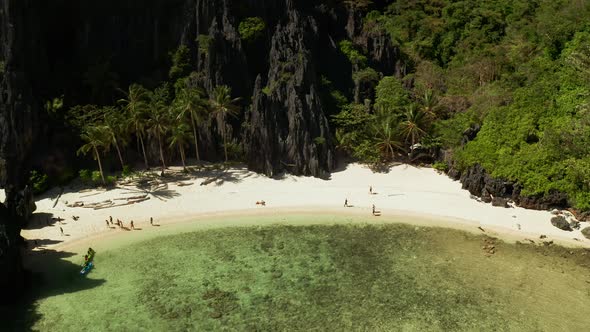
[147,93,171,173]
[371,113,403,161]
[209,85,241,162]
[400,104,429,151]
[174,86,208,161]
[119,84,150,169]
[102,106,128,170]
[168,123,191,171]
[77,126,110,185]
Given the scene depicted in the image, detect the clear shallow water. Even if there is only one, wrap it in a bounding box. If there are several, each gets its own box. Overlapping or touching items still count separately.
[7,217,590,331]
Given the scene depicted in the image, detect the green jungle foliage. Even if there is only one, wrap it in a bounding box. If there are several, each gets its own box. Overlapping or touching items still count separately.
[196,34,212,55]
[331,0,590,209]
[238,17,266,42]
[28,170,49,195]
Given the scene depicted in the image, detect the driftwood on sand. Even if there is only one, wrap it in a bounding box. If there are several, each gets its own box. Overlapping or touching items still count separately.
[71,195,152,210]
[176,182,193,187]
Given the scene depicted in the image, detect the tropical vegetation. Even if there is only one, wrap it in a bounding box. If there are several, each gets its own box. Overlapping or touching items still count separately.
[38,1,590,211]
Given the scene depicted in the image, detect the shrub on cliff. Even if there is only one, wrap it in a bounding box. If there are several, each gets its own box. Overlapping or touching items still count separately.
[28,170,49,195]
[239,17,266,43]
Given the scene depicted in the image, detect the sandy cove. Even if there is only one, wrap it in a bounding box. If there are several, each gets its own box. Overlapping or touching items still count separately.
[14,163,590,250]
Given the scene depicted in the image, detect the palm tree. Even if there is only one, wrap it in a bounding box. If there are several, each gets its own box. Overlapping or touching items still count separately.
[102,107,128,170]
[209,85,241,162]
[77,126,110,185]
[168,123,191,171]
[147,92,170,173]
[119,84,150,169]
[419,89,438,118]
[371,112,403,161]
[400,104,429,151]
[174,86,208,161]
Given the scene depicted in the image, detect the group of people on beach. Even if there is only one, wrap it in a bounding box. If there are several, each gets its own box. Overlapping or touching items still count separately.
[105,216,157,230]
[343,186,380,216]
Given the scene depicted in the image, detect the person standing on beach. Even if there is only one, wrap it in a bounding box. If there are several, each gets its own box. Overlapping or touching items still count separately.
[150,217,153,226]
[372,204,375,215]
[344,198,348,207]
[60,227,64,236]
[106,220,109,228]
[130,220,134,230]
[109,216,113,224]
[369,186,373,194]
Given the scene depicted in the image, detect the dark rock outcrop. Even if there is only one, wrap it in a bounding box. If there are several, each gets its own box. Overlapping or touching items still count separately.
[459,164,514,201]
[457,164,568,211]
[491,197,510,208]
[581,227,590,240]
[461,124,481,146]
[0,0,40,303]
[550,216,571,231]
[245,7,334,177]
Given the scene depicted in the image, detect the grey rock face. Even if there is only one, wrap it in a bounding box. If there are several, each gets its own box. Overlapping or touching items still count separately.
[245,7,334,177]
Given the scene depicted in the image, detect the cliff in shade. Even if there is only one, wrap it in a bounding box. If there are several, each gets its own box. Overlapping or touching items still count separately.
[0,1,399,301]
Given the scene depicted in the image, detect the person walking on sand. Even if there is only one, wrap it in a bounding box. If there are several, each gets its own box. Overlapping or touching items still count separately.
[130,220,134,230]
[109,216,113,224]
[372,204,376,215]
[344,198,348,207]
[60,227,64,236]
[106,220,110,228]
[369,186,373,195]
[150,217,153,226]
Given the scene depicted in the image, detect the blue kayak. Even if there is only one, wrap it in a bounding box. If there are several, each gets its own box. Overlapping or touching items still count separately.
[80,261,94,275]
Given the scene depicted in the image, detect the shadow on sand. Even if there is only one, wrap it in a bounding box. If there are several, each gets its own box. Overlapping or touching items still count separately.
[0,245,106,330]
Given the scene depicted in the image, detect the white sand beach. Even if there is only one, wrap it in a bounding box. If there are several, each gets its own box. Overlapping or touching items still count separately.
[14,163,590,250]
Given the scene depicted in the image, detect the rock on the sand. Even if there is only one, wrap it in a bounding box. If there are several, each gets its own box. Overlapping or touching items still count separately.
[582,227,590,240]
[491,197,510,208]
[551,216,572,231]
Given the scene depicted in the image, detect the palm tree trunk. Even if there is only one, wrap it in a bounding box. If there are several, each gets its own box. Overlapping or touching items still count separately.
[179,145,186,171]
[113,137,125,170]
[93,145,106,185]
[157,131,166,171]
[190,112,200,162]
[139,133,149,170]
[222,124,228,162]
[136,135,140,158]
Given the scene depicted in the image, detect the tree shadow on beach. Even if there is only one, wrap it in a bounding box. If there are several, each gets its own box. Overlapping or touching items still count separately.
[0,246,106,331]
[25,212,55,230]
[188,164,254,186]
[119,181,180,202]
